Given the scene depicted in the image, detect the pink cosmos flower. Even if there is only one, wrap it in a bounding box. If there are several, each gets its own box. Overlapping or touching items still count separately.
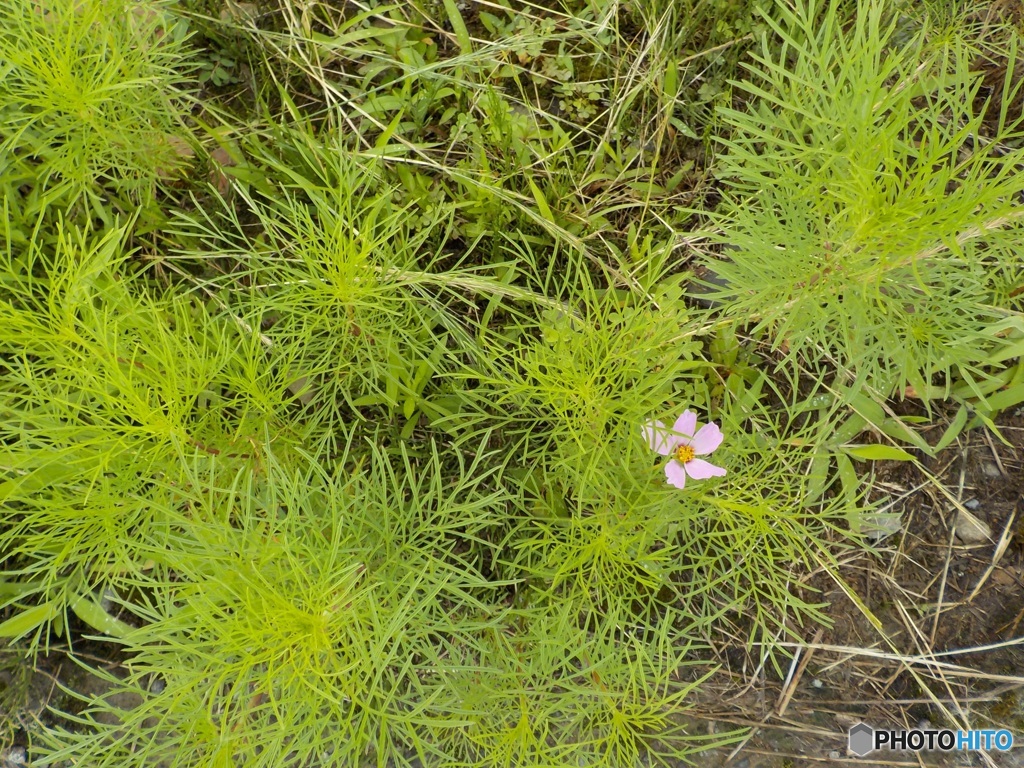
[643,410,726,490]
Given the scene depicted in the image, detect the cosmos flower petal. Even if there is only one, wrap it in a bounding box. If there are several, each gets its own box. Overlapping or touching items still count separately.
[642,420,674,456]
[671,410,697,440]
[690,423,724,455]
[645,410,726,489]
[664,461,688,489]
[684,459,726,480]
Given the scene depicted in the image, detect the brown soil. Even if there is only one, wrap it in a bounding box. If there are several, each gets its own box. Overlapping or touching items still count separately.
[690,408,1024,768]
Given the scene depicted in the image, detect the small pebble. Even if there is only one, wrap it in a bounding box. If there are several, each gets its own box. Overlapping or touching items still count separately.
[918,718,932,730]
[954,509,992,544]
[982,462,1001,478]
[811,678,823,688]
[964,498,980,510]
[828,750,842,760]
[2,746,27,766]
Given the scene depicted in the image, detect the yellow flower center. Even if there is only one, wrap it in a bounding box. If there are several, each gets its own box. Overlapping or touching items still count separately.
[674,444,695,464]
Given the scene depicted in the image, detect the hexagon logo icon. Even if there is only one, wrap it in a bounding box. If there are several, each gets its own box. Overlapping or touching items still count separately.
[848,722,874,756]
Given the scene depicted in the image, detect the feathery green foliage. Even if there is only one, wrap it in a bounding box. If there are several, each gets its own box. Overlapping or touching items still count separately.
[0,0,192,222]
[705,0,1024,398]
[2,0,1023,764]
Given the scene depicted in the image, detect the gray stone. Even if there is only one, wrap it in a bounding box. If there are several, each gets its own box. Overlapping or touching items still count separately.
[982,462,1001,478]
[954,509,992,544]
[1,746,27,766]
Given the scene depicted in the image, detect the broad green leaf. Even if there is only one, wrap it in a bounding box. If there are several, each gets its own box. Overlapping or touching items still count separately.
[835,453,860,505]
[0,601,58,639]
[669,116,698,139]
[830,413,868,446]
[311,27,391,51]
[878,417,931,455]
[0,581,45,599]
[843,444,915,462]
[934,405,968,452]
[804,454,831,504]
[352,393,391,407]
[374,109,406,150]
[441,0,472,56]
[70,594,135,639]
[847,392,886,424]
[978,382,1024,415]
[663,58,678,101]
[982,316,1024,364]
[952,367,1014,400]
[527,177,554,223]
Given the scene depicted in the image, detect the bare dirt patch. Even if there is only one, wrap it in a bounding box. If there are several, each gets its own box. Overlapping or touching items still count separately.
[690,410,1024,768]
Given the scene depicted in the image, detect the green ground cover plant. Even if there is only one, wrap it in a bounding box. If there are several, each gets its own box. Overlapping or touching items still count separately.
[2,0,1023,765]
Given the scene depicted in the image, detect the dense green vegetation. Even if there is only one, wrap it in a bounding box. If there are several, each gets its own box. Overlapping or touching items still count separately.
[1,0,1023,764]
